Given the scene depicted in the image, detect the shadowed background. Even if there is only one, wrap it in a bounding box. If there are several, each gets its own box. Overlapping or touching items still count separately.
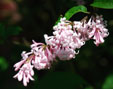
[0,0,113,89]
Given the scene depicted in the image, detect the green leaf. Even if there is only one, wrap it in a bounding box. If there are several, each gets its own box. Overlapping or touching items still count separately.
[102,73,113,89]
[0,57,8,71]
[64,5,88,20]
[55,15,63,25]
[91,0,113,9]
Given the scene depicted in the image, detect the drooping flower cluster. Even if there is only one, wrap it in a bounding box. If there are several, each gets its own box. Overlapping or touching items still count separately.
[13,15,109,86]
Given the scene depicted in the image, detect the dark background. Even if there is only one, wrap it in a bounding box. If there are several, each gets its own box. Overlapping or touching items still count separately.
[0,0,113,89]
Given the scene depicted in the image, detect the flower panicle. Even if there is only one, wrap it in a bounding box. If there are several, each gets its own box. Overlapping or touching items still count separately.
[13,15,109,86]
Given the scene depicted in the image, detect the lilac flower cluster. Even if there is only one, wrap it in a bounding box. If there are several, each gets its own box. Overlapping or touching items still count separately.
[13,15,109,86]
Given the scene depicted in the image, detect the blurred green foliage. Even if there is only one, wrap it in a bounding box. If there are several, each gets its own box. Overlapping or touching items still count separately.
[0,57,8,71]
[37,71,89,89]
[102,73,113,89]
[0,23,22,44]
[91,0,113,9]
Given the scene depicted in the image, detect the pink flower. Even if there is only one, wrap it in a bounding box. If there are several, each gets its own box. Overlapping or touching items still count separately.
[45,47,55,61]
[55,47,79,60]
[14,51,32,71]
[13,63,34,86]
[31,41,53,70]
[53,18,84,49]
[73,21,82,30]
[45,18,83,60]
[53,17,72,31]
[14,59,26,71]
[72,32,85,49]
[73,20,91,41]
[89,15,109,46]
